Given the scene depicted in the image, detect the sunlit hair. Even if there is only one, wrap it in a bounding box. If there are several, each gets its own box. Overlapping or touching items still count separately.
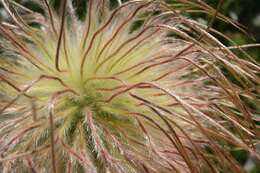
[0,0,259,172]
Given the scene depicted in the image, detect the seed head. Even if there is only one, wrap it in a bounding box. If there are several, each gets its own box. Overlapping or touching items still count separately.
[0,0,259,173]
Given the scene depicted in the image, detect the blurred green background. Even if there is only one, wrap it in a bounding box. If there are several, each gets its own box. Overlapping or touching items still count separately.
[202,0,260,63]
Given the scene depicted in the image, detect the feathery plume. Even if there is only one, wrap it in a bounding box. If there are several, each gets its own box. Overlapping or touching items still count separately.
[0,0,259,172]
